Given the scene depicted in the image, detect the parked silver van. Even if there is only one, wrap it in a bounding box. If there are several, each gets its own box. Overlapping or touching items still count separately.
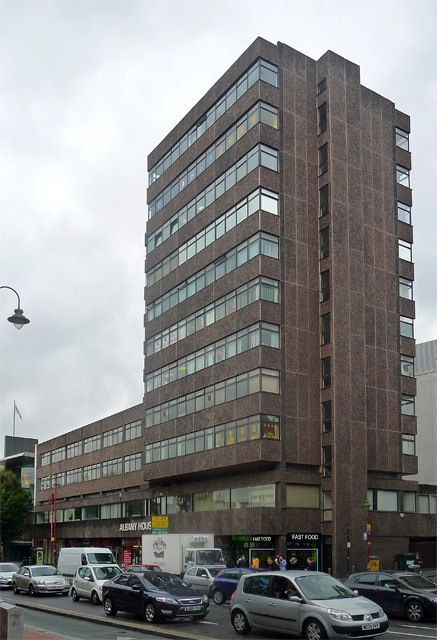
[57,547,118,583]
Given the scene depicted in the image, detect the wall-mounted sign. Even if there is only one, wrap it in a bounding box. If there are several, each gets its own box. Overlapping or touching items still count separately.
[119,520,151,532]
[152,516,168,534]
[287,533,320,543]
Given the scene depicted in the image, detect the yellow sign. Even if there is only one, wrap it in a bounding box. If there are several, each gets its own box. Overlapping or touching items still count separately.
[152,516,168,529]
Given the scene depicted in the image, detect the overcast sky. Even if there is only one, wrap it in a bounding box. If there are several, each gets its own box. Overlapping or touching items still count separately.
[0,0,436,456]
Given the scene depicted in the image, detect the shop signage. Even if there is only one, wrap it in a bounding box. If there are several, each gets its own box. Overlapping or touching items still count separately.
[288,533,320,542]
[119,520,151,532]
[152,515,168,534]
[232,535,272,542]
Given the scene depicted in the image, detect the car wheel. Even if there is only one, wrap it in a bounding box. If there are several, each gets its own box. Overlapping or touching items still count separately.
[213,589,226,605]
[103,596,117,616]
[91,591,100,605]
[71,588,80,601]
[12,582,20,594]
[232,610,251,635]
[406,600,424,622]
[29,584,35,597]
[144,602,159,623]
[303,618,326,640]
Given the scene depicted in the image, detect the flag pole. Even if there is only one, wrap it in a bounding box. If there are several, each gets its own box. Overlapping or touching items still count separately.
[13,401,16,437]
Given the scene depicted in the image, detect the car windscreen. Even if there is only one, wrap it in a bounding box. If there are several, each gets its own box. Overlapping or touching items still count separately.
[87,553,115,564]
[209,567,223,578]
[32,567,59,577]
[142,573,186,589]
[94,566,122,580]
[196,550,224,564]
[296,575,357,600]
[399,574,437,590]
[0,564,18,572]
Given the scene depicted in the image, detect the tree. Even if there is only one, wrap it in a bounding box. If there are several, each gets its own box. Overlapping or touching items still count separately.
[0,469,33,558]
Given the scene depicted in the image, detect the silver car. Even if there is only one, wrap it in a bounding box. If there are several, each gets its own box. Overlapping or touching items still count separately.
[12,565,69,596]
[230,570,389,639]
[183,565,225,595]
[71,564,122,604]
[0,563,19,588]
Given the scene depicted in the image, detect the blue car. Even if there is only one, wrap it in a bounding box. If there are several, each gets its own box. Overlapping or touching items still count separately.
[211,568,260,605]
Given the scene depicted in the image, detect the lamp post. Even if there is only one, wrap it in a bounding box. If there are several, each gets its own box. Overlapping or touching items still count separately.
[50,472,57,566]
[0,286,30,328]
[363,500,371,570]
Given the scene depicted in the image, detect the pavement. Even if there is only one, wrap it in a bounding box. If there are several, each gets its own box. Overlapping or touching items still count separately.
[24,629,64,640]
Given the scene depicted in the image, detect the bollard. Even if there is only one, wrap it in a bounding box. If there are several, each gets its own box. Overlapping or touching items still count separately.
[0,602,23,640]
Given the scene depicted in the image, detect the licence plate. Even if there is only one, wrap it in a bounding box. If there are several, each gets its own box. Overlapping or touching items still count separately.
[362,622,380,631]
[184,606,202,611]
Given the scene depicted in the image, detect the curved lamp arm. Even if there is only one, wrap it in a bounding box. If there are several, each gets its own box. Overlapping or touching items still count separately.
[0,286,30,329]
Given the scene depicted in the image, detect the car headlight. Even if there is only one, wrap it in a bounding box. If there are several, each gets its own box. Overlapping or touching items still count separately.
[327,608,353,621]
[377,607,385,618]
[427,596,437,603]
[34,580,46,586]
[202,594,208,603]
[155,597,178,605]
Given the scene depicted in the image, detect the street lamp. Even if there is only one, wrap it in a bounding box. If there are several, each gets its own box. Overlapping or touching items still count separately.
[0,286,30,329]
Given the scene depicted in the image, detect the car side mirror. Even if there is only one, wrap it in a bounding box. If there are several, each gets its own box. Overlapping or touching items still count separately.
[132,584,142,591]
[87,576,94,582]
[288,595,302,602]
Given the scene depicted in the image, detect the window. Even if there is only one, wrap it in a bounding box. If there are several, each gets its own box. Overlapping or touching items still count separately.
[317,77,326,94]
[402,435,415,455]
[230,484,275,509]
[399,239,412,262]
[101,503,121,519]
[125,419,141,441]
[417,495,437,514]
[321,357,331,388]
[51,447,65,463]
[400,354,414,377]
[123,500,143,517]
[401,394,415,416]
[286,484,319,508]
[323,491,332,521]
[318,102,327,134]
[322,446,332,477]
[103,426,123,448]
[403,492,416,512]
[320,270,330,302]
[321,400,332,432]
[399,277,413,299]
[102,458,123,477]
[320,313,330,345]
[396,165,410,187]
[367,489,398,512]
[66,468,82,485]
[67,441,82,458]
[83,463,101,481]
[319,143,328,175]
[125,453,141,473]
[319,184,329,217]
[400,316,414,338]
[82,506,99,520]
[41,452,50,466]
[319,227,329,259]
[397,202,411,225]
[84,435,101,453]
[395,127,409,151]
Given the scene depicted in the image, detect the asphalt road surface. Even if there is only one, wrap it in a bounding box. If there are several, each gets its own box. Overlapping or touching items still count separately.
[1,589,436,640]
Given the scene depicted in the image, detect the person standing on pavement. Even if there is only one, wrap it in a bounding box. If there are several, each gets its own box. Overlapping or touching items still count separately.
[305,556,317,570]
[279,555,287,571]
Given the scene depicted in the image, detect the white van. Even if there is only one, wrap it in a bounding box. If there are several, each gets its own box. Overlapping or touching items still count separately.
[57,547,118,582]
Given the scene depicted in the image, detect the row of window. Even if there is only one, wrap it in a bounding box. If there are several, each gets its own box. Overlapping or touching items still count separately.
[146,187,279,285]
[148,103,278,219]
[149,59,278,184]
[146,276,279,357]
[145,415,280,463]
[146,322,279,392]
[146,231,279,321]
[147,145,278,259]
[146,367,280,428]
[40,420,142,466]
[40,453,142,489]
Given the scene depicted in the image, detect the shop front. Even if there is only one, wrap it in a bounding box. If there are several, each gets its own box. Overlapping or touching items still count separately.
[218,535,275,567]
[287,532,321,570]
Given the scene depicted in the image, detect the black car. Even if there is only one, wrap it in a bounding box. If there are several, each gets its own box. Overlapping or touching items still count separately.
[102,570,209,622]
[344,571,437,622]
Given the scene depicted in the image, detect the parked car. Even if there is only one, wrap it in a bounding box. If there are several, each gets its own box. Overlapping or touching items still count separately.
[102,570,209,622]
[0,563,19,588]
[12,565,70,596]
[127,564,162,573]
[211,567,260,605]
[344,570,437,622]
[71,564,122,604]
[183,565,224,595]
[230,570,389,639]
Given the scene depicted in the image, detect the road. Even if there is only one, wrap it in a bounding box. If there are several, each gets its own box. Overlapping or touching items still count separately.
[1,590,436,640]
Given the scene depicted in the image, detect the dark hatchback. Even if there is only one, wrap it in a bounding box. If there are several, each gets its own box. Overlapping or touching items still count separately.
[102,570,209,623]
[344,571,437,622]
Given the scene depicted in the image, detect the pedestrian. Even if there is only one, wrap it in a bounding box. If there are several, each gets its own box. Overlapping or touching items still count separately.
[266,556,274,570]
[279,555,287,571]
[250,554,260,569]
[237,554,248,568]
[305,556,317,571]
[274,554,281,570]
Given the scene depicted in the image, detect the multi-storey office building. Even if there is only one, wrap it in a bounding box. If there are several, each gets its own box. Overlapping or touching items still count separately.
[34,38,436,575]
